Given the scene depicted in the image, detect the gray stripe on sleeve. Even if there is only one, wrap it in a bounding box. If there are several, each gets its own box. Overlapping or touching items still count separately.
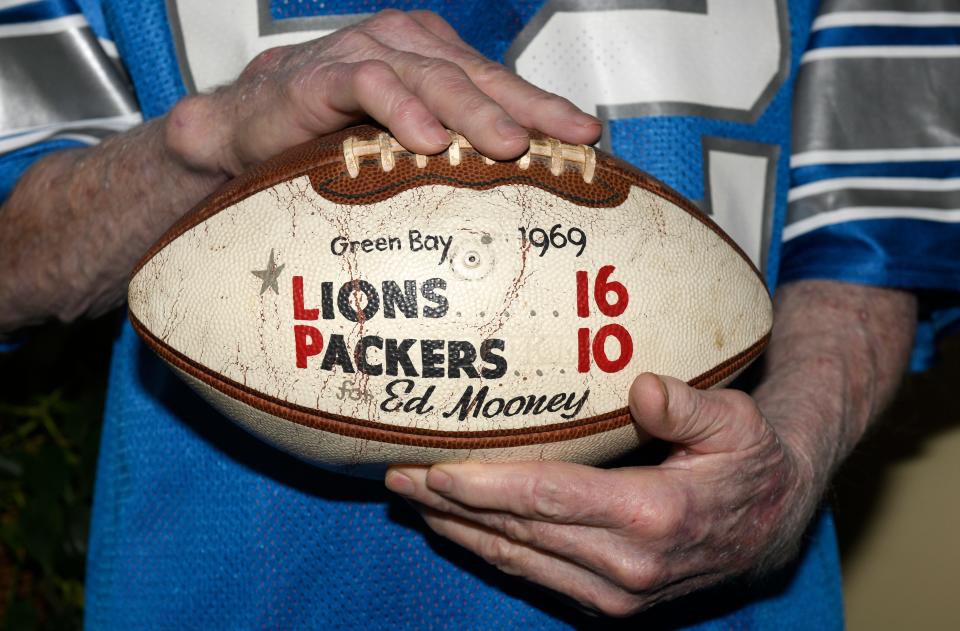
[788,187,960,225]
[820,0,960,12]
[793,57,960,154]
[0,27,138,134]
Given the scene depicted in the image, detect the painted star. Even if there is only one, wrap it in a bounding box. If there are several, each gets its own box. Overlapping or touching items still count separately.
[251,249,285,295]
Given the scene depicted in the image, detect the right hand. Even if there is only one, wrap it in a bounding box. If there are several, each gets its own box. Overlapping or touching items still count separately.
[164,9,602,177]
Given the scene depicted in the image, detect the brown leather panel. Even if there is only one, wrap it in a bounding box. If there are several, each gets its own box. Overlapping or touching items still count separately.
[310,126,629,207]
[129,309,768,449]
[132,125,765,288]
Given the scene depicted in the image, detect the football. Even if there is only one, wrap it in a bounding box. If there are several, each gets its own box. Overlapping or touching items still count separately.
[128,125,772,475]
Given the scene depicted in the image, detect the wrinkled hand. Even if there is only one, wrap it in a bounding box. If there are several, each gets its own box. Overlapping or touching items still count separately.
[385,373,819,617]
[165,9,601,176]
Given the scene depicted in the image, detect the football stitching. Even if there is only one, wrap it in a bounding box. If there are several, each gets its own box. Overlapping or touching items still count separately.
[341,131,598,182]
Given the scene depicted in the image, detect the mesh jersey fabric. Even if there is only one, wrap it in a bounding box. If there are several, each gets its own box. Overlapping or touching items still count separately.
[2,0,958,628]
[83,1,843,628]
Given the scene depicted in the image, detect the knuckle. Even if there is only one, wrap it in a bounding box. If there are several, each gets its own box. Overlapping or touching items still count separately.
[423,58,468,86]
[415,61,496,114]
[281,70,311,108]
[615,557,665,593]
[493,514,531,543]
[472,60,512,86]
[349,59,394,91]
[409,9,448,27]
[240,46,287,79]
[718,389,769,446]
[593,591,644,618]
[390,94,425,123]
[368,8,416,31]
[164,96,218,167]
[657,496,687,536]
[478,534,518,573]
[624,495,685,540]
[528,473,566,521]
[332,28,379,55]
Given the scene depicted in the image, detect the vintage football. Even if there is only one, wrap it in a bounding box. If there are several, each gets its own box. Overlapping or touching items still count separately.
[128,125,772,475]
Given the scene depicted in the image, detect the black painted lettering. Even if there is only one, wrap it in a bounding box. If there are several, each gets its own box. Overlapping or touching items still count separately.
[385,338,419,377]
[523,394,548,415]
[330,236,348,256]
[380,378,414,413]
[355,335,384,376]
[321,282,335,320]
[421,278,448,318]
[482,397,504,417]
[480,339,508,379]
[447,341,479,379]
[409,230,423,251]
[504,396,526,416]
[420,339,445,379]
[561,389,590,420]
[337,280,380,323]
[443,385,487,421]
[320,334,355,373]
[404,385,436,414]
[546,393,567,413]
[382,280,418,319]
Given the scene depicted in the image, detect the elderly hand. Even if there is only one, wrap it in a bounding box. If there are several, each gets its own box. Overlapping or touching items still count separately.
[0,9,603,331]
[385,373,818,617]
[165,9,601,176]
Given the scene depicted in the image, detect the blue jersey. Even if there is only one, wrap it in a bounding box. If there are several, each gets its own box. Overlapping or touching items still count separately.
[2,0,960,628]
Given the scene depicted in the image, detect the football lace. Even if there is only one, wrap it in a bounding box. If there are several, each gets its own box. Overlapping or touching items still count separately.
[342,130,597,183]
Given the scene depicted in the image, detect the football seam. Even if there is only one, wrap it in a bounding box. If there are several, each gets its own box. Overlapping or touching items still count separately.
[129,309,769,449]
[311,170,625,207]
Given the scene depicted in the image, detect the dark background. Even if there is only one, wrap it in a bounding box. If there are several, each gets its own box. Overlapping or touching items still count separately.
[1,311,957,629]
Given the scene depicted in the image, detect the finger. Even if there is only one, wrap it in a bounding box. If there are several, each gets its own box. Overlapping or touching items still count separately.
[362,11,601,145]
[389,466,602,545]
[406,11,481,55]
[389,461,642,527]
[462,64,602,146]
[222,59,451,167]
[389,468,680,591]
[384,51,530,160]
[420,508,647,618]
[321,60,452,154]
[628,373,770,455]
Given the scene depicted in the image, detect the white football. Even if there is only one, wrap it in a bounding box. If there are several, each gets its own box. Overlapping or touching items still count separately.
[128,126,772,476]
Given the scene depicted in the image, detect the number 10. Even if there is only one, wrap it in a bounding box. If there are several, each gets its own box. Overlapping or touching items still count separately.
[576,266,633,373]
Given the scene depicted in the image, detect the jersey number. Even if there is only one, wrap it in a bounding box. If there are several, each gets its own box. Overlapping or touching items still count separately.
[170,0,785,271]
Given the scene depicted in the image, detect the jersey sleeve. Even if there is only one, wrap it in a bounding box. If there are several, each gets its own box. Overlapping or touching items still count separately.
[1,0,141,345]
[781,0,960,367]
[0,0,141,203]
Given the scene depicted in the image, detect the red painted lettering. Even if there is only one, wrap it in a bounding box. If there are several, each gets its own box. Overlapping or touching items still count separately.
[293,276,319,320]
[294,325,323,368]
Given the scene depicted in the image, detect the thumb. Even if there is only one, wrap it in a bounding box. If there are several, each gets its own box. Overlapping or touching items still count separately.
[628,373,768,455]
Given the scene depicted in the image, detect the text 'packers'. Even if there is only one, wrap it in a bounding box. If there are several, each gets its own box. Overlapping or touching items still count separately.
[290,276,507,379]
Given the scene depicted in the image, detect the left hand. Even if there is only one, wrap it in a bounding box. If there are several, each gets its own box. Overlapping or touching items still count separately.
[385,373,819,617]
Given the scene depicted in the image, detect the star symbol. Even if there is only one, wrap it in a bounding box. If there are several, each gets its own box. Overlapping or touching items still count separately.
[251,249,285,295]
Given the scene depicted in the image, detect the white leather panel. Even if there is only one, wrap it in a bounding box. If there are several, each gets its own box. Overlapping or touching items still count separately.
[129,180,770,442]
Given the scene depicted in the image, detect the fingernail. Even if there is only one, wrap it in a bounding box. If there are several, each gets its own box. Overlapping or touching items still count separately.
[385,470,415,496]
[578,113,602,128]
[425,122,452,147]
[495,118,528,140]
[426,468,453,493]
